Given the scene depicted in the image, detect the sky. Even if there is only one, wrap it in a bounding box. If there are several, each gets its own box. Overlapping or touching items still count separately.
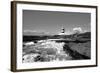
[23,10,91,35]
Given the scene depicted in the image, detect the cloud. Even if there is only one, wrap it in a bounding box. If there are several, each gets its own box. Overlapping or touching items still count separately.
[73,27,82,33]
[23,30,37,33]
[23,30,50,35]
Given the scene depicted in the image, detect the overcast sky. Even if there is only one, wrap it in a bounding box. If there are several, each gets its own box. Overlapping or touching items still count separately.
[23,10,91,35]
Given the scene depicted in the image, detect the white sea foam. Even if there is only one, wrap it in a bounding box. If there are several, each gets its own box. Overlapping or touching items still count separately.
[23,40,69,63]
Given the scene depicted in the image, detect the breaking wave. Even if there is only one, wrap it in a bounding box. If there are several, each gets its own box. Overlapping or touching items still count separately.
[22,40,72,63]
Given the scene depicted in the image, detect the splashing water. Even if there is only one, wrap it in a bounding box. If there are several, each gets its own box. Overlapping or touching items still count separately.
[23,40,70,63]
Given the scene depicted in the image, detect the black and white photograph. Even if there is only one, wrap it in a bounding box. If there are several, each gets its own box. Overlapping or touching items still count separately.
[11,1,97,71]
[22,10,91,63]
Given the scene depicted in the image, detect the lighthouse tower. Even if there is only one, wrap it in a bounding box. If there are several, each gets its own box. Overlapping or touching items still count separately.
[61,26,65,33]
[58,25,66,35]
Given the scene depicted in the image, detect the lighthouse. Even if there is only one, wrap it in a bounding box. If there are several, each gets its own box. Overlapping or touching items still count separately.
[61,26,65,33]
[58,25,66,35]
